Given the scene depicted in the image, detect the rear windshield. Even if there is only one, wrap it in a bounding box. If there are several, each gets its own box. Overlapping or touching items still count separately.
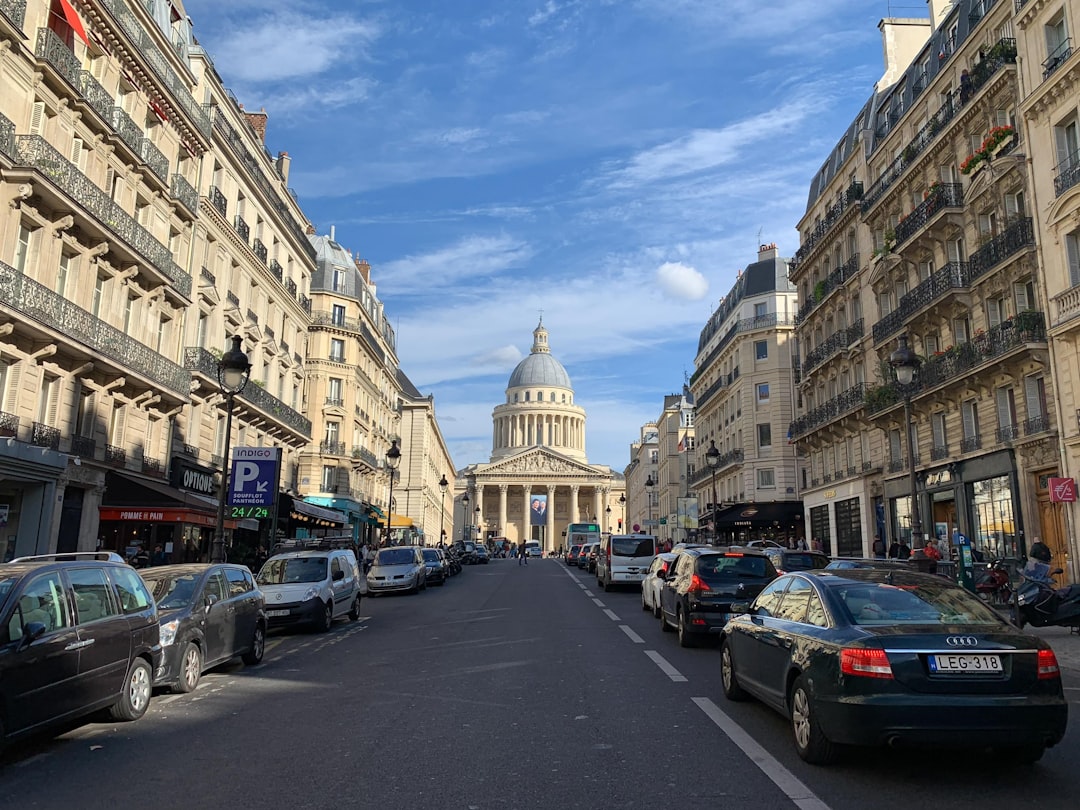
[781,553,827,571]
[377,548,416,566]
[141,572,199,609]
[612,537,655,558]
[835,580,1003,626]
[696,554,771,580]
[569,545,583,554]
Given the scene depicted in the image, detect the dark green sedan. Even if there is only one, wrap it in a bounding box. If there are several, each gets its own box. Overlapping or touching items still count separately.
[720,569,1067,765]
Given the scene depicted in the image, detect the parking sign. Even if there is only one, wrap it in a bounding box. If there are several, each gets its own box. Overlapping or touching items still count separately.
[228,447,281,507]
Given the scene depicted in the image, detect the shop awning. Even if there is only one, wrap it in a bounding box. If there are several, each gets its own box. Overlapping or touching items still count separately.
[100,472,237,528]
[377,512,413,528]
[281,496,347,527]
[709,501,804,530]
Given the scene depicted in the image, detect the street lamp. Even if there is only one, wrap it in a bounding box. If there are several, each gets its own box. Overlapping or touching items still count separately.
[605,505,612,533]
[705,440,721,544]
[475,505,482,539]
[889,335,923,550]
[645,474,655,540]
[619,493,626,533]
[438,474,449,545]
[212,336,251,564]
[461,492,469,542]
[385,439,401,545]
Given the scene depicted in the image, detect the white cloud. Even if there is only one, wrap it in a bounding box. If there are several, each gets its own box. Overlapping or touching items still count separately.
[377,235,534,295]
[255,76,376,115]
[529,1,562,27]
[656,261,708,301]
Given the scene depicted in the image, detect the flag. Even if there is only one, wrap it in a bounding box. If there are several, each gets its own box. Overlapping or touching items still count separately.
[786,426,794,445]
[677,437,685,452]
[56,0,91,47]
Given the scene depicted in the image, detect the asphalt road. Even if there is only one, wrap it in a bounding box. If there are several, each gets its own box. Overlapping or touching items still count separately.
[2,558,1079,809]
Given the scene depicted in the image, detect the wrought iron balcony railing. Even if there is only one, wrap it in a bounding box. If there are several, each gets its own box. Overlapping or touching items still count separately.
[299,294,312,314]
[325,396,344,407]
[1054,150,1080,198]
[252,238,268,264]
[803,318,864,373]
[141,455,164,476]
[171,174,198,215]
[795,254,860,325]
[180,443,200,458]
[105,444,127,466]
[968,218,1035,281]
[200,266,216,286]
[352,446,378,467]
[268,259,284,281]
[184,347,311,438]
[234,215,250,242]
[0,0,26,30]
[35,27,80,87]
[1024,414,1050,435]
[319,441,346,456]
[788,382,867,440]
[109,105,144,156]
[873,262,971,345]
[968,0,997,27]
[695,369,739,409]
[246,308,258,324]
[931,444,949,461]
[792,182,863,269]
[77,69,113,122]
[996,423,1020,443]
[71,435,96,457]
[1043,38,1073,80]
[284,277,298,297]
[264,324,275,340]
[13,136,191,297]
[226,290,240,307]
[0,111,12,159]
[139,138,169,184]
[893,184,964,246]
[32,422,60,450]
[961,435,982,453]
[209,185,228,217]
[694,314,794,387]
[0,411,18,437]
[0,261,190,395]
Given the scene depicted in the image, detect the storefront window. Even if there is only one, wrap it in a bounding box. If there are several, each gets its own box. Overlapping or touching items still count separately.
[892,495,912,545]
[834,497,862,557]
[970,475,1017,559]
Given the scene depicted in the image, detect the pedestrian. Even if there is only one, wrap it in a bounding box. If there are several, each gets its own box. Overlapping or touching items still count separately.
[959,69,973,103]
[871,534,886,559]
[1029,535,1052,563]
[811,537,823,553]
[898,540,911,560]
[518,541,527,566]
[796,537,807,551]
[132,545,150,568]
[151,543,166,566]
[888,539,901,559]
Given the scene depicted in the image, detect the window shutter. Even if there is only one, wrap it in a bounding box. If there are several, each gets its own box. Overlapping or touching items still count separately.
[963,400,978,438]
[3,363,19,413]
[1025,375,1045,419]
[932,413,946,447]
[1013,282,1030,312]
[890,428,902,460]
[29,101,45,135]
[1005,193,1023,219]
[925,335,939,354]
[46,378,60,426]
[105,167,116,200]
[987,298,1003,328]
[995,109,1010,128]
[1068,233,1080,288]
[70,137,83,168]
[996,387,1013,428]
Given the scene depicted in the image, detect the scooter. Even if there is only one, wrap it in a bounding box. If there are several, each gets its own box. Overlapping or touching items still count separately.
[1014,561,1080,629]
[974,558,1013,606]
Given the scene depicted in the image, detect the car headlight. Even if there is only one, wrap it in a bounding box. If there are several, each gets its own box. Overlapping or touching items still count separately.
[160,618,180,647]
[303,587,320,602]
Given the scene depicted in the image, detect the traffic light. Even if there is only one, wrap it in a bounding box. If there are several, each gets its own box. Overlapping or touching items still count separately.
[618,518,623,529]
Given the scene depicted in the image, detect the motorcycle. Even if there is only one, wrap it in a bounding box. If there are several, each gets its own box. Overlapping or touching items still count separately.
[974,558,1014,606]
[1014,561,1080,629]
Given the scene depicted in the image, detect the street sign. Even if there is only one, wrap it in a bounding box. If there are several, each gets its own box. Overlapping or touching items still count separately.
[228,447,281,508]
[1049,477,1076,503]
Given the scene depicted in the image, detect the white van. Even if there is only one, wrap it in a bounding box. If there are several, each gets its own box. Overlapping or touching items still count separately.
[597,534,657,591]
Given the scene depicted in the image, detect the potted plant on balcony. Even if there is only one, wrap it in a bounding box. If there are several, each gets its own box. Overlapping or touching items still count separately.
[923,181,943,201]
[814,279,827,302]
[872,229,897,261]
[986,125,1016,156]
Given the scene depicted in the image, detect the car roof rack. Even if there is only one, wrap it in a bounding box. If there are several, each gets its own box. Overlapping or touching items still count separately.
[9,551,127,564]
[270,537,356,554]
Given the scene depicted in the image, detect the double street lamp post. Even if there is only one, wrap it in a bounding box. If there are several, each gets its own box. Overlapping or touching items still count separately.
[212,336,251,564]
[605,505,612,533]
[438,474,449,545]
[890,335,924,550]
[645,475,655,540]
[384,439,401,546]
[461,492,470,542]
[705,440,720,544]
[619,493,626,534]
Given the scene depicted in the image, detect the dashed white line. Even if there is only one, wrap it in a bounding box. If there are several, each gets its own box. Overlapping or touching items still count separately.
[603,608,620,622]
[591,598,606,608]
[619,625,645,644]
[644,650,687,682]
[692,697,831,810]
[584,590,595,597]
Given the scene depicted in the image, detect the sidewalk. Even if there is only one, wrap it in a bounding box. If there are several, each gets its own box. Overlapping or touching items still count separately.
[1022,625,1080,674]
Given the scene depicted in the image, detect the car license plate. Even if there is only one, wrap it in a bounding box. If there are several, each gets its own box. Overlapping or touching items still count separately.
[928,653,1002,673]
[267,609,290,617]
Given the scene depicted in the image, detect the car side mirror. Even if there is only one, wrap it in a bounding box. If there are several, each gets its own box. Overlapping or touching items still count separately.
[18,621,47,650]
[729,601,753,615]
[205,592,220,609]
[332,570,345,581]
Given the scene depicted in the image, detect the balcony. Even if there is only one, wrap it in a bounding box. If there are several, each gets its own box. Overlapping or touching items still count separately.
[996,423,1020,443]
[209,185,228,217]
[968,0,997,27]
[253,238,268,264]
[179,443,200,458]
[246,308,259,325]
[352,446,378,467]
[0,0,26,31]
[171,174,198,216]
[141,455,164,477]
[105,444,126,467]
[284,278,298,297]
[861,40,1015,213]
[803,318,864,374]
[961,435,982,453]
[0,111,12,158]
[109,105,144,159]
[1043,38,1073,81]
[139,138,169,185]
[795,254,860,325]
[12,136,191,298]
[234,215,250,243]
[319,441,346,456]
[77,69,114,123]
[269,259,284,282]
[931,444,949,461]
[1054,151,1080,197]
[299,294,312,314]
[873,262,971,345]
[263,324,275,341]
[695,369,739,409]
[968,218,1035,282]
[0,411,19,437]
[788,383,868,440]
[71,435,96,457]
[200,266,216,286]
[226,290,240,307]
[31,422,60,450]
[792,181,863,269]
[894,184,964,247]
[0,261,191,395]
[35,26,81,89]
[184,347,311,439]
[325,396,344,407]
[1025,414,1051,435]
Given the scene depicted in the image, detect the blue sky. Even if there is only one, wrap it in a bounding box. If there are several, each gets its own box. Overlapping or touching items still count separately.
[182,0,905,472]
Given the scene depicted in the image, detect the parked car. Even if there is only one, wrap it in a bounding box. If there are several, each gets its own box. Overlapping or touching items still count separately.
[658,548,777,647]
[585,543,600,573]
[641,552,677,617]
[720,569,1068,765]
[256,541,365,631]
[367,546,427,594]
[422,549,448,585]
[473,545,490,564]
[0,552,161,747]
[824,558,914,571]
[566,544,584,566]
[139,564,267,693]
[597,534,657,591]
[753,547,830,575]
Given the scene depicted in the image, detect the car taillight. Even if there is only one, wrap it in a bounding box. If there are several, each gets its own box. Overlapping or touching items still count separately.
[840,647,893,679]
[688,574,711,593]
[1037,649,1061,680]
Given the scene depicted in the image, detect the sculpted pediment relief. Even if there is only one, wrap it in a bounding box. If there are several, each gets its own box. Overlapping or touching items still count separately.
[483,448,602,477]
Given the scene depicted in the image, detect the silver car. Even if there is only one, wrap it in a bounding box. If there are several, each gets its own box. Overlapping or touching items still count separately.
[367,546,427,595]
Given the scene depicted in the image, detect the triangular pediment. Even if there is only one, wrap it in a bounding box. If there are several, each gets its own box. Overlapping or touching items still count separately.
[480,447,604,477]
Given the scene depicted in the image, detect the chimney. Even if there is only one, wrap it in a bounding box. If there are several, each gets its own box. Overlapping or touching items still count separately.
[276,151,291,184]
[244,107,268,142]
[877,17,931,90]
[355,259,371,282]
[330,225,336,242]
[758,242,779,261]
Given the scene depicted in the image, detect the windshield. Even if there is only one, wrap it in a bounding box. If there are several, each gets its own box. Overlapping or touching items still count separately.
[257,557,328,585]
[422,549,442,562]
[377,548,416,566]
[696,554,771,579]
[835,579,1004,626]
[612,537,655,558]
[141,572,201,609]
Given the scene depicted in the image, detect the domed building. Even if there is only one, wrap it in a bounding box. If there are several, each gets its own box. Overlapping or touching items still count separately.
[458,321,623,551]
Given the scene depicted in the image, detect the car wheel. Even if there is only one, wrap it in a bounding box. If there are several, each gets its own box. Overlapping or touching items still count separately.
[173,642,202,693]
[660,606,672,632]
[677,609,697,648]
[720,641,748,701]
[348,595,362,621]
[315,601,333,633]
[243,623,266,665]
[110,658,153,721]
[790,675,837,765]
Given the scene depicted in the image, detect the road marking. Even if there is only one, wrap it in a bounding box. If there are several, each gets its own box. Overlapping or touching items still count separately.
[619,625,645,644]
[603,609,620,622]
[592,598,606,608]
[644,650,687,682]
[692,697,831,810]
[584,590,595,597]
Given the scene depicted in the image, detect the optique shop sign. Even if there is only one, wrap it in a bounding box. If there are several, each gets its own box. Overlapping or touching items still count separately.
[171,461,219,496]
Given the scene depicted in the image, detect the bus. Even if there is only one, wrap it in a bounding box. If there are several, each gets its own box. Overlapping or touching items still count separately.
[567,522,602,554]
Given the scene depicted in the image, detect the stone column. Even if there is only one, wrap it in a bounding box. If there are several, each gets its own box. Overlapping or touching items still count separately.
[570,485,580,523]
[523,485,532,543]
[498,484,508,538]
[546,484,556,552]
[476,487,485,539]
[592,488,602,523]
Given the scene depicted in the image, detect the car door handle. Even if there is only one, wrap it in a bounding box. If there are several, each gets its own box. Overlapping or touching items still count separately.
[65,639,94,650]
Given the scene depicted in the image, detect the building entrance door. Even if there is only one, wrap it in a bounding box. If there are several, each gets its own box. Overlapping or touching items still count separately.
[1036,472,1069,583]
